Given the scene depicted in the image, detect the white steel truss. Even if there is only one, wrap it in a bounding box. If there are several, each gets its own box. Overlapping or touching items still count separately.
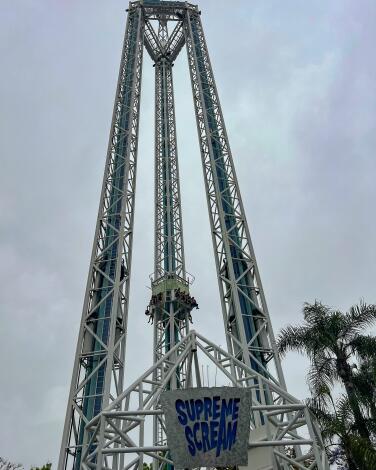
[184,8,286,400]
[154,55,185,280]
[82,331,329,470]
[150,17,192,466]
[59,2,329,469]
[59,5,144,468]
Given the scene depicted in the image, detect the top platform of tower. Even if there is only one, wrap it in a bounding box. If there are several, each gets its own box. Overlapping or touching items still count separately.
[142,0,194,6]
[129,0,199,17]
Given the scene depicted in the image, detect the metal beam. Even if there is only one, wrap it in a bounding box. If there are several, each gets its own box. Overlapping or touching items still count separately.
[59,4,144,469]
[151,21,190,468]
[183,8,287,415]
[59,3,329,470]
[82,330,329,470]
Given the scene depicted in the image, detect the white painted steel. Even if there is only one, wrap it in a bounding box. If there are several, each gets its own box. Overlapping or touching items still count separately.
[59,4,144,468]
[60,3,328,470]
[83,331,329,470]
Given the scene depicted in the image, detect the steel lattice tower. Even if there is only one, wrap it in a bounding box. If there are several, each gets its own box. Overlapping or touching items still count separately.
[59,2,328,470]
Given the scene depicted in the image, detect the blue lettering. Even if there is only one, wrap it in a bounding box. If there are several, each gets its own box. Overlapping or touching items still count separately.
[185,399,196,421]
[221,398,233,420]
[224,420,237,451]
[175,399,187,426]
[181,395,240,457]
[213,396,220,420]
[204,397,212,421]
[216,398,233,456]
[185,426,195,456]
[233,398,240,420]
[195,399,204,421]
[216,418,224,456]
[193,422,202,450]
[210,420,219,450]
[201,421,210,452]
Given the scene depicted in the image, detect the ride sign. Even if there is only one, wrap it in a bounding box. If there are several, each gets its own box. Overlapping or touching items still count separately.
[160,387,252,468]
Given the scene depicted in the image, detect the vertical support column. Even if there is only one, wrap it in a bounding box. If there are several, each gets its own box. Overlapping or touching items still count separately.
[184,9,286,408]
[154,61,186,281]
[58,5,144,469]
[151,24,190,470]
[153,55,189,373]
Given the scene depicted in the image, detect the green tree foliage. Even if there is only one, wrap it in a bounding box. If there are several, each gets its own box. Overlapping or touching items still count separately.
[0,458,23,470]
[0,459,52,470]
[277,301,376,469]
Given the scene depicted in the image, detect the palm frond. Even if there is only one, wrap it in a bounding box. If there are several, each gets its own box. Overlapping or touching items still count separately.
[307,396,346,442]
[307,354,337,396]
[344,301,376,335]
[353,357,376,420]
[350,335,376,360]
[349,435,376,470]
[277,325,310,357]
[336,395,355,428]
[303,301,331,325]
[312,382,333,408]
[303,302,345,350]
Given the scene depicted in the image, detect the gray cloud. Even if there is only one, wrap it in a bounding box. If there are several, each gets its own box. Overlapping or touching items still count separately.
[0,0,375,466]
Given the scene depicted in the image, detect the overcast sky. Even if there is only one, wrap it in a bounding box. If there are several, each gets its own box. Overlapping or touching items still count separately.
[1,0,376,467]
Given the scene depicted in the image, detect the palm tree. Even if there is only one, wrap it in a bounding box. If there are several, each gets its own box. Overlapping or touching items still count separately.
[277,301,376,443]
[352,348,376,423]
[307,389,366,470]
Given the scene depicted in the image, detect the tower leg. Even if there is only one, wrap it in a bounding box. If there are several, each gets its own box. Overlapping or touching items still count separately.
[58,5,144,469]
[184,10,287,416]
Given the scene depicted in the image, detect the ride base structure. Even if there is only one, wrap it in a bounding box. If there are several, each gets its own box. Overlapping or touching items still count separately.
[58,2,329,469]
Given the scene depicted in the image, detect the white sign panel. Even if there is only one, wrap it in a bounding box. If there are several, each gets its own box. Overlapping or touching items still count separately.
[160,387,252,468]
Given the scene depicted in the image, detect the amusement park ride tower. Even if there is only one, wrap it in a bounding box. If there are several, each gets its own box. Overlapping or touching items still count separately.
[59,1,328,469]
